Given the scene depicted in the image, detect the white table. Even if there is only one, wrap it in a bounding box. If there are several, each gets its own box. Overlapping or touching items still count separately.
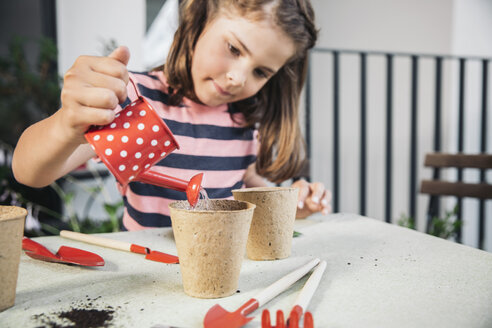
[1,213,492,328]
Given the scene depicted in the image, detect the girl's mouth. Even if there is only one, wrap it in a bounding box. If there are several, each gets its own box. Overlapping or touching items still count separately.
[212,81,231,96]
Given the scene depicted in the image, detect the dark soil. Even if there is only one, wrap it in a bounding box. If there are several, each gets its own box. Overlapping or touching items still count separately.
[32,296,118,328]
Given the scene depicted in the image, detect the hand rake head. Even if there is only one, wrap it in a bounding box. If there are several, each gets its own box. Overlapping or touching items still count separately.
[261,309,314,328]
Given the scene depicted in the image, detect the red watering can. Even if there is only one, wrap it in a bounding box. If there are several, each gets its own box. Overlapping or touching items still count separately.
[85,79,203,207]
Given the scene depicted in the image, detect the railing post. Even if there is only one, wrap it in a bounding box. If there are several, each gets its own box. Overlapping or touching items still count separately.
[333,51,340,213]
[426,57,444,233]
[479,59,489,249]
[456,58,466,241]
[385,54,393,223]
[304,52,312,182]
[409,55,419,223]
[360,53,367,216]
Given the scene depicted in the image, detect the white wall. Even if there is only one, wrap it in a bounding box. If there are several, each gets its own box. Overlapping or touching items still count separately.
[309,0,492,250]
[56,0,146,76]
[313,0,453,54]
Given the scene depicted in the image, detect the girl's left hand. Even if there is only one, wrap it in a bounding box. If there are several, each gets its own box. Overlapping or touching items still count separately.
[292,179,332,219]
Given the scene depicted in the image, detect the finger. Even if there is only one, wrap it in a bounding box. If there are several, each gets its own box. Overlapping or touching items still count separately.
[76,105,116,127]
[88,49,130,84]
[89,59,129,85]
[108,46,130,66]
[322,204,332,215]
[320,190,332,207]
[84,71,128,104]
[305,198,323,213]
[320,190,332,213]
[295,180,310,210]
[308,182,325,205]
[76,86,120,110]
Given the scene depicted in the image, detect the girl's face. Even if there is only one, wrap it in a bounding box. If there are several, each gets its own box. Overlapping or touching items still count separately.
[191,10,296,107]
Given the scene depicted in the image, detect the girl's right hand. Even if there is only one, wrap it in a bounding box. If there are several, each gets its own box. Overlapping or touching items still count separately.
[58,46,130,144]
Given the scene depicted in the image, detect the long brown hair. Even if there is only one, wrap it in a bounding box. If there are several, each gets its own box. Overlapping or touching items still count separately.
[165,0,318,183]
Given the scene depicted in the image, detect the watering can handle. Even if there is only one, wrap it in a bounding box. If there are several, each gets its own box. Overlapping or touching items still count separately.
[129,76,142,100]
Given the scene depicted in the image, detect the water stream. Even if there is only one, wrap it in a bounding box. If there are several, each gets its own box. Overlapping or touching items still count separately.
[188,188,212,211]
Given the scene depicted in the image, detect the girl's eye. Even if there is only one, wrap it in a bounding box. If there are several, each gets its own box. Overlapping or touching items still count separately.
[228,43,240,56]
[254,69,268,79]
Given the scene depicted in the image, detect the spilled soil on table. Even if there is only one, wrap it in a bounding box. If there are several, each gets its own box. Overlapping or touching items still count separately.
[31,296,120,328]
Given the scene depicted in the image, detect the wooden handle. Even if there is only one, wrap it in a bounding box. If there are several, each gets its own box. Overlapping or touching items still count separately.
[294,260,327,310]
[60,230,131,252]
[255,258,320,307]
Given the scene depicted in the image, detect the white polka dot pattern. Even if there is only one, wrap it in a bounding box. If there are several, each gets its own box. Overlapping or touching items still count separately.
[84,96,179,186]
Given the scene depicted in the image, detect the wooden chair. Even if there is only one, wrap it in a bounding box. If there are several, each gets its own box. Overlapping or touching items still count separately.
[421,153,492,199]
[420,153,492,248]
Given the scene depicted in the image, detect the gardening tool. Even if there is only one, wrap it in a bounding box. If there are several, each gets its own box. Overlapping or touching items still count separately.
[261,260,327,328]
[203,258,320,328]
[22,237,105,266]
[261,311,313,328]
[85,77,203,207]
[60,230,179,264]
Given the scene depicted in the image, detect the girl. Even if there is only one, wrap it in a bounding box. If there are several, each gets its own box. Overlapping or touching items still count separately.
[12,0,331,230]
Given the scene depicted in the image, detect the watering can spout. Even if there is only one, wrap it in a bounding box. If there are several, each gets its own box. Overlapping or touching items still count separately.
[187,173,204,207]
[139,171,203,207]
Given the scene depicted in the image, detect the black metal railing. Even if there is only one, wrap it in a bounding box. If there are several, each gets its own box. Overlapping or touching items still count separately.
[305,48,491,249]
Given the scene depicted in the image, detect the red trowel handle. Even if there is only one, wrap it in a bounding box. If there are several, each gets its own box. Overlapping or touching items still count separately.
[137,171,203,207]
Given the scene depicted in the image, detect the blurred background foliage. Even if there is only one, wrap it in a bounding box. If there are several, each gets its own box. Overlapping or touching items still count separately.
[0,36,60,148]
[0,36,123,236]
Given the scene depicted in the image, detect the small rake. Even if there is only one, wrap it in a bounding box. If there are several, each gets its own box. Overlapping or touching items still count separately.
[203,258,320,328]
[261,260,327,328]
[261,310,313,328]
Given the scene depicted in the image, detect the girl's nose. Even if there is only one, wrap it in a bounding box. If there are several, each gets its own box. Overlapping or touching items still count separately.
[226,71,246,87]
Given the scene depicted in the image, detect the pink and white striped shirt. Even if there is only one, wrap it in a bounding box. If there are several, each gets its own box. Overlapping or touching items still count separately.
[119,71,258,230]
